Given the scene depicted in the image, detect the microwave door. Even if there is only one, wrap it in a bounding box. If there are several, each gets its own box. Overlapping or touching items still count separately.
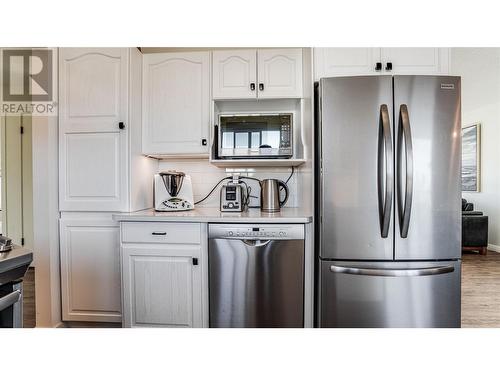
[218,114,293,159]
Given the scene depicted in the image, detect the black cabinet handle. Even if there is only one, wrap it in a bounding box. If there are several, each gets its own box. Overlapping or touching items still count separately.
[202,138,207,146]
[118,122,125,130]
[385,62,393,71]
[250,83,256,91]
[375,62,382,71]
[152,232,166,236]
[192,258,199,266]
[259,83,264,91]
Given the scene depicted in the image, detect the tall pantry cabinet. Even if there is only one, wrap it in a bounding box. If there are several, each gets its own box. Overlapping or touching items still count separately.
[58,48,156,323]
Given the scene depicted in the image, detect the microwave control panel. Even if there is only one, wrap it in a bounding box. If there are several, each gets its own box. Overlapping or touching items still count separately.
[279,115,292,153]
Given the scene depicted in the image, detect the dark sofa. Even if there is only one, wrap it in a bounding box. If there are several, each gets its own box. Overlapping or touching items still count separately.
[462,198,489,255]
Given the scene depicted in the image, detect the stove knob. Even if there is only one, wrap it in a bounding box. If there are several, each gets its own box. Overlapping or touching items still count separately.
[228,231,233,236]
[279,231,285,236]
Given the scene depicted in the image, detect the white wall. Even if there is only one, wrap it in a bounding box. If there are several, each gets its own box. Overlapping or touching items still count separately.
[451,48,500,247]
[32,114,61,327]
[158,160,299,208]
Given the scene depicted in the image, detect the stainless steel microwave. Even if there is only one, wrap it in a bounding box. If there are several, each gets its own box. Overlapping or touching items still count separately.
[217,113,293,159]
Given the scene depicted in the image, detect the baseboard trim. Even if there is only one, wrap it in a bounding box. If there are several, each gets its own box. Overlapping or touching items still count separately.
[62,321,122,328]
[487,244,500,252]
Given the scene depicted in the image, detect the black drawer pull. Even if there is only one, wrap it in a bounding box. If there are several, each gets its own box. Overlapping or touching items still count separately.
[152,232,167,236]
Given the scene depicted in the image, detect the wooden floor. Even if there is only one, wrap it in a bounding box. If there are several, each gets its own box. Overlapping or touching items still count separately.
[461,250,500,327]
[23,268,36,328]
[19,252,500,328]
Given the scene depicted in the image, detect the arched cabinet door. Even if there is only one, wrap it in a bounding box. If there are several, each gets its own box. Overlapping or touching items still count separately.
[257,49,303,98]
[212,50,257,99]
[142,51,210,156]
[59,48,128,212]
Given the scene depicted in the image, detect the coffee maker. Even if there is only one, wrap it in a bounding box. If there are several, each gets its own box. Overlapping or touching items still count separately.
[154,171,194,211]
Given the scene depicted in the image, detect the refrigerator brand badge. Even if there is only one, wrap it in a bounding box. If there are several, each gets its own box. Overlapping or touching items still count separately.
[440,83,455,90]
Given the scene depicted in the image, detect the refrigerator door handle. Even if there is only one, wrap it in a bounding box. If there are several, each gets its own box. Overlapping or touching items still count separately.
[329,265,455,277]
[377,104,393,238]
[397,104,414,238]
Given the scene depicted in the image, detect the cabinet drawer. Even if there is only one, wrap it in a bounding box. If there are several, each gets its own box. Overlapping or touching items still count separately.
[121,222,201,244]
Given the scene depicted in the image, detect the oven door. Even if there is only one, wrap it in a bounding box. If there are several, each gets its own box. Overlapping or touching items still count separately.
[218,114,292,159]
[0,281,23,328]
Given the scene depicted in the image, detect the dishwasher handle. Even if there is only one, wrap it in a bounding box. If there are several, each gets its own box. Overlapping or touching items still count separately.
[242,239,271,247]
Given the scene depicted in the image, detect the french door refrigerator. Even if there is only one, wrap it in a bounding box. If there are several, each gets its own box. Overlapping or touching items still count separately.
[316,75,462,328]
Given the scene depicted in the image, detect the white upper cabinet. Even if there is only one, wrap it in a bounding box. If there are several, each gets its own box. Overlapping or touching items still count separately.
[314,48,380,79]
[142,52,210,156]
[380,48,450,75]
[59,48,129,212]
[212,48,303,99]
[257,49,303,98]
[59,48,128,133]
[213,50,257,99]
[314,48,450,79]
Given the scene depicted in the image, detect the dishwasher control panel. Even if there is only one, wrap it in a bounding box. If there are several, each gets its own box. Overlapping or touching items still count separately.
[208,224,305,240]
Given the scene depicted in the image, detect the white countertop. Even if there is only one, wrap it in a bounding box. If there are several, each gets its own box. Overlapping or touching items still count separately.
[113,207,312,223]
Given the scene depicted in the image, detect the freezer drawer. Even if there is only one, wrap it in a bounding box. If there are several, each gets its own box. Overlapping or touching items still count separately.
[319,260,461,328]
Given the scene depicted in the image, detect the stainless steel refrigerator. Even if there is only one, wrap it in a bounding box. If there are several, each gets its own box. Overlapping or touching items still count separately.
[316,75,462,328]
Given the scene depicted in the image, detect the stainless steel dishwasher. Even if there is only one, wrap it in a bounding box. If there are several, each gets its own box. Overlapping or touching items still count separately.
[208,223,305,328]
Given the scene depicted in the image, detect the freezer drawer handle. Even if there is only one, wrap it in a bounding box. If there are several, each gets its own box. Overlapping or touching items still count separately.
[397,104,414,238]
[329,265,454,277]
[377,104,393,238]
[0,290,21,311]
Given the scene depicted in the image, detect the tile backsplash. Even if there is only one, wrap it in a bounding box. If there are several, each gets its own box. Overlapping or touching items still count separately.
[158,160,299,208]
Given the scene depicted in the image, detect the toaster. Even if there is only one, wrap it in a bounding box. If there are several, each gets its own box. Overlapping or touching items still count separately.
[220,182,246,212]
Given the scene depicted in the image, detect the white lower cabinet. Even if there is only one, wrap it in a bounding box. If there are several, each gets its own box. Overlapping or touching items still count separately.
[59,213,122,322]
[120,222,207,328]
